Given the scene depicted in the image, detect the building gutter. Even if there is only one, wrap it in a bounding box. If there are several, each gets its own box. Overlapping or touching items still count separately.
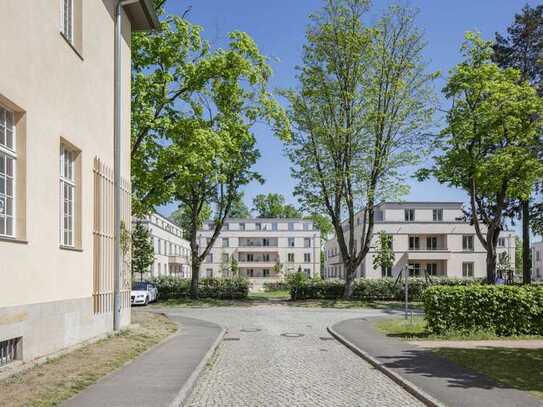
[113,0,138,332]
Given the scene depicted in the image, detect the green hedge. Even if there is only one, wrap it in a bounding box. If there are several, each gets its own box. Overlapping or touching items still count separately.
[148,276,249,300]
[263,281,289,292]
[423,285,543,336]
[288,275,483,301]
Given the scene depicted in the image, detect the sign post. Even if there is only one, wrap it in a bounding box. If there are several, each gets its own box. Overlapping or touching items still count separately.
[404,264,409,320]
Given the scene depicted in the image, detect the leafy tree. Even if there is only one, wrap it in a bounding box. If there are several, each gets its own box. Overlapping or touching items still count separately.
[228,192,251,218]
[373,232,394,277]
[131,222,155,282]
[306,213,333,240]
[252,193,302,218]
[230,257,240,278]
[283,1,436,298]
[423,33,543,283]
[493,4,543,283]
[170,203,211,240]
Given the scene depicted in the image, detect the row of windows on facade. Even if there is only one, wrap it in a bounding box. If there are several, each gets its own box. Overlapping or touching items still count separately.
[326,262,476,278]
[347,208,449,230]
[205,252,313,263]
[326,235,509,258]
[154,237,189,257]
[153,261,189,277]
[0,106,77,247]
[150,216,183,238]
[207,237,313,248]
[403,208,445,222]
[206,221,314,232]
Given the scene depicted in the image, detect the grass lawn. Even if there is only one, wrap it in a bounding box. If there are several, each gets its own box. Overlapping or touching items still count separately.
[434,347,543,399]
[374,317,543,399]
[0,311,177,407]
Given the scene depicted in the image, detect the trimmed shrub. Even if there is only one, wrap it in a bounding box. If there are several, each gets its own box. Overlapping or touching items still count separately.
[423,285,543,336]
[149,276,249,300]
[287,276,483,301]
[263,281,289,292]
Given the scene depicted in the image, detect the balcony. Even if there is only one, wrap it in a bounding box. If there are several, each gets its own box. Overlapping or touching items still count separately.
[238,237,278,248]
[238,252,280,263]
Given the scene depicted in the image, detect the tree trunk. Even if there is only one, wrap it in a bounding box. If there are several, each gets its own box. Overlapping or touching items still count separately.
[522,199,531,284]
[486,248,497,284]
[190,259,200,299]
[343,263,356,299]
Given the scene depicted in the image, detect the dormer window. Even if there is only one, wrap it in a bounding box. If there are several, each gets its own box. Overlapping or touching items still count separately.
[432,208,443,221]
[404,208,415,222]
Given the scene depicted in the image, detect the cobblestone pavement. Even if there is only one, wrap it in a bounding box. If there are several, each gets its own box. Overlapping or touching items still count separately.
[166,305,423,407]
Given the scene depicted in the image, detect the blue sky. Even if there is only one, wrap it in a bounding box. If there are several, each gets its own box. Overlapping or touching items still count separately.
[160,0,540,220]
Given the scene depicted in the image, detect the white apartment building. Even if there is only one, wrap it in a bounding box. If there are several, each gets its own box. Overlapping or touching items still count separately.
[324,202,516,279]
[137,213,191,278]
[532,241,543,281]
[198,218,321,280]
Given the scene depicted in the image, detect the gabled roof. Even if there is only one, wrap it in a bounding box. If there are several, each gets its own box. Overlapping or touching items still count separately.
[124,0,160,32]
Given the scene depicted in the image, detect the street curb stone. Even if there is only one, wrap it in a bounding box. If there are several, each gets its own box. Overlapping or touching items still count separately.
[170,324,225,407]
[327,325,444,407]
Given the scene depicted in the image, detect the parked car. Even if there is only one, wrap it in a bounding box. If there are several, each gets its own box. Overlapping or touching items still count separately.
[131,282,158,305]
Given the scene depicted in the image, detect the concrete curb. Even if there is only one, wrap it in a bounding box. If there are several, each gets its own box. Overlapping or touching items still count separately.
[327,325,444,407]
[170,324,225,407]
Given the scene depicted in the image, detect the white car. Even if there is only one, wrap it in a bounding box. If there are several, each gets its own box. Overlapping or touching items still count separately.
[131,282,158,305]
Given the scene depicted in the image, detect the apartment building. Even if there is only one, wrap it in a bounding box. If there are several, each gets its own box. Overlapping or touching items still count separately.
[198,218,321,281]
[324,202,516,279]
[533,241,543,281]
[0,1,158,365]
[136,213,191,278]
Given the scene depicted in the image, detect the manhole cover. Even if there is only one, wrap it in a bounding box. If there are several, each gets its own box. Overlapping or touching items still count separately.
[240,328,262,333]
[281,332,305,338]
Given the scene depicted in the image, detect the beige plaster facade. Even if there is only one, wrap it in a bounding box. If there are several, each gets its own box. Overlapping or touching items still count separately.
[0,1,157,364]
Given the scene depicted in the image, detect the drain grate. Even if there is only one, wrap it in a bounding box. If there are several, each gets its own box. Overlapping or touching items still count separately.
[319,337,335,341]
[223,337,240,341]
[240,328,262,333]
[280,332,305,338]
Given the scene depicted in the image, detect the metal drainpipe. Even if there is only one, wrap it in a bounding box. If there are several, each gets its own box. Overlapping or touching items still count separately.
[114,0,138,331]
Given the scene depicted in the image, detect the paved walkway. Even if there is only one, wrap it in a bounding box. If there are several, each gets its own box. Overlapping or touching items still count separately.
[170,305,423,407]
[62,315,223,407]
[331,317,543,407]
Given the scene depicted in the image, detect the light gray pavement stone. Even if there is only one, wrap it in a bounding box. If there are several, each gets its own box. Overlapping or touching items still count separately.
[62,315,224,407]
[168,305,424,407]
[331,317,543,407]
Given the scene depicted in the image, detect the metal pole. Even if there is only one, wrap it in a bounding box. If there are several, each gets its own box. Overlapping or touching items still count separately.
[404,264,409,320]
[113,0,137,331]
[113,0,123,332]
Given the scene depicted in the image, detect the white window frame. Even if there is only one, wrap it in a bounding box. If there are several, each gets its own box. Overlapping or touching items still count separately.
[462,262,474,278]
[404,208,415,222]
[462,235,474,251]
[61,0,74,44]
[59,144,76,247]
[0,106,16,238]
[432,208,443,221]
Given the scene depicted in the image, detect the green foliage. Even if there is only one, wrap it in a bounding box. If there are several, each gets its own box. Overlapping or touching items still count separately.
[283,1,436,297]
[515,236,523,275]
[149,276,249,300]
[423,285,543,336]
[228,192,251,218]
[263,281,290,292]
[287,277,482,301]
[422,32,543,281]
[170,203,210,240]
[306,213,333,240]
[230,257,240,277]
[252,193,302,218]
[131,222,155,281]
[372,232,394,272]
[131,12,290,297]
